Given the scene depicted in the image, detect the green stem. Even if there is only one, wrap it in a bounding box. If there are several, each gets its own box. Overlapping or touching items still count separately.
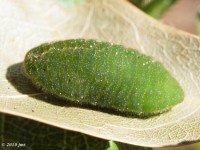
[107,141,153,150]
[196,9,200,35]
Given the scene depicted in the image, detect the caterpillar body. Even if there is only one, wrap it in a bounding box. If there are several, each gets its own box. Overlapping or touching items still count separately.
[24,39,184,115]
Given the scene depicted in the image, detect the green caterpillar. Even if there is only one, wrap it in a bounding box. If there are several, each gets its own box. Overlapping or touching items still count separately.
[24,39,184,115]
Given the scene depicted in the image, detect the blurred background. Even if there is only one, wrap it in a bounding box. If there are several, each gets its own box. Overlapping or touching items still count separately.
[129,0,200,35]
[128,0,200,150]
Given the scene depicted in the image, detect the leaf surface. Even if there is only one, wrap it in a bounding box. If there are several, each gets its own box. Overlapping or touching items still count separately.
[1,0,200,147]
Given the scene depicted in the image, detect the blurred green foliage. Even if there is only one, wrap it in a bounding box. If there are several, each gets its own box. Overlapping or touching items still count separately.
[128,0,177,18]
[193,142,200,150]
[114,141,152,150]
[58,0,85,8]
[107,141,119,150]
[0,113,108,150]
[196,9,200,35]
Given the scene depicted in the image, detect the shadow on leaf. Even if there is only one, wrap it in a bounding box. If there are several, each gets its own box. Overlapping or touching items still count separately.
[6,62,164,119]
